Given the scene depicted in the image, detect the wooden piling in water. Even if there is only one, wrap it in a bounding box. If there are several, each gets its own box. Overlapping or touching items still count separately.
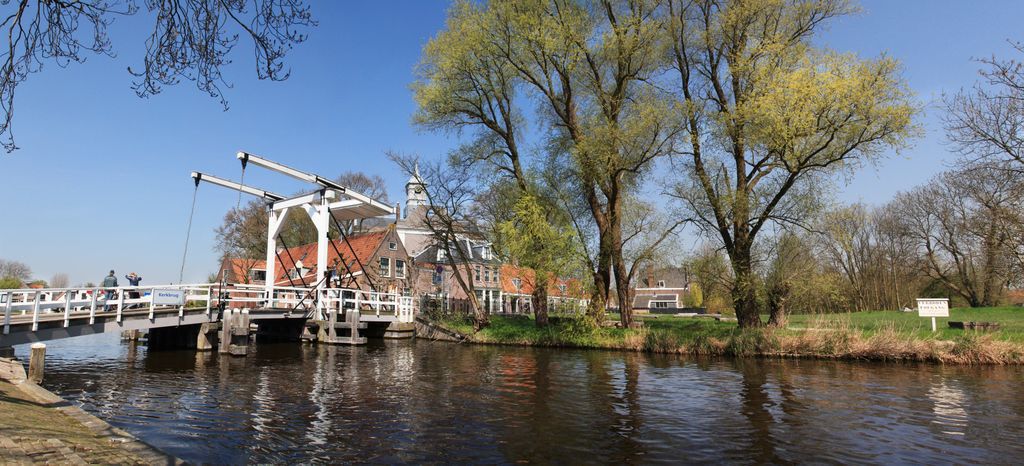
[28,343,45,384]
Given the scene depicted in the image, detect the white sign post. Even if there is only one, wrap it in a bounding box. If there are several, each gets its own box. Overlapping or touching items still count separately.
[916,298,949,332]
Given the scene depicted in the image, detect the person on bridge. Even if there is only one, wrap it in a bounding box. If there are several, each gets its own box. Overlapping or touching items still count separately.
[102,270,118,311]
[125,272,142,306]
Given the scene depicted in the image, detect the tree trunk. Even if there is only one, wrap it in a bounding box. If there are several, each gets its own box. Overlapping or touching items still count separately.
[767,281,790,328]
[731,244,763,328]
[588,238,613,320]
[534,277,549,328]
[613,250,632,328]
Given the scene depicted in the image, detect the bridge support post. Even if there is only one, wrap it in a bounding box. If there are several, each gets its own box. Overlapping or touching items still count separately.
[197,322,219,351]
[28,343,45,384]
[218,309,250,356]
[121,329,141,342]
[383,322,416,339]
[315,308,366,345]
[0,346,13,359]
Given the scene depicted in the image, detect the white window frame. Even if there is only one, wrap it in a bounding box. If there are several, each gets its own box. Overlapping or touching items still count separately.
[651,300,673,309]
[379,257,391,277]
[396,259,406,278]
[389,241,398,251]
[657,280,666,288]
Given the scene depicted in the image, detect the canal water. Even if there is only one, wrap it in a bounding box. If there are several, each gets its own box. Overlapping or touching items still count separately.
[23,333,1024,464]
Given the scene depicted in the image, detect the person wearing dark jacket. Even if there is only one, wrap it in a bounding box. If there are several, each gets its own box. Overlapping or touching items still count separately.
[102,270,118,311]
[126,272,142,303]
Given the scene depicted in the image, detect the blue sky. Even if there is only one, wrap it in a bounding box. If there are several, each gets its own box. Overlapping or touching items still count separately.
[1,0,1022,286]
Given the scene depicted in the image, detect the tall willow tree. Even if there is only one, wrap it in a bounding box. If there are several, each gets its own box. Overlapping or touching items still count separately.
[415,0,682,326]
[666,0,917,327]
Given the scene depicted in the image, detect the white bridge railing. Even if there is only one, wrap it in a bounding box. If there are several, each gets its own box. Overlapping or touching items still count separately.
[1,283,415,335]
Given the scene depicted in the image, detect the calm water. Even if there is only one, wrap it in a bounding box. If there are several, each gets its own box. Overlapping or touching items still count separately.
[18,333,1024,464]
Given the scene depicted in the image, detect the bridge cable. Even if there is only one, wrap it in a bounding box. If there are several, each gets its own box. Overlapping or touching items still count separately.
[276,234,310,289]
[326,235,359,288]
[236,157,247,210]
[330,214,380,293]
[178,177,201,284]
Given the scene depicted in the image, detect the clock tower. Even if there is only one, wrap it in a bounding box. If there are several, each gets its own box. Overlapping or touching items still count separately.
[405,162,428,215]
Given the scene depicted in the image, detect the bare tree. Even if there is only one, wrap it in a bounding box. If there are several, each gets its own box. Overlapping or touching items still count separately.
[49,273,70,289]
[0,258,31,281]
[389,151,488,331]
[944,41,1024,172]
[1,0,315,152]
[893,166,1023,307]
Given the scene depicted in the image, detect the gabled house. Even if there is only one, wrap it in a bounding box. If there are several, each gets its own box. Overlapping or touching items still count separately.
[222,225,415,296]
[632,266,698,314]
[412,238,504,314]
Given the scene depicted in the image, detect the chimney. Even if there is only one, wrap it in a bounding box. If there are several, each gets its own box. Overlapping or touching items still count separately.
[395,202,401,223]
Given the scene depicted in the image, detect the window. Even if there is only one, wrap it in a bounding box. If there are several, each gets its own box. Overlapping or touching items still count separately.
[484,269,490,283]
[512,278,522,290]
[558,284,567,294]
[432,269,443,284]
[396,260,406,278]
[474,266,481,282]
[389,241,398,250]
[652,301,670,309]
[437,249,446,262]
[250,269,266,282]
[379,257,390,277]
[494,269,500,282]
[657,280,666,288]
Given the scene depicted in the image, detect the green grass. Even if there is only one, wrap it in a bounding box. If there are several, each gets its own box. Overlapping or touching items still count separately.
[435,306,1024,364]
[781,307,1024,342]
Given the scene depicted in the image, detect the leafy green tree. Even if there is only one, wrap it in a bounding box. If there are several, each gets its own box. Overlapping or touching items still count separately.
[498,194,581,327]
[416,0,682,327]
[666,0,918,327]
[0,277,22,289]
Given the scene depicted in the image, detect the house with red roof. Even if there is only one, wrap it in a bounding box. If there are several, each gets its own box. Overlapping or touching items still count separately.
[498,264,588,314]
[219,225,415,296]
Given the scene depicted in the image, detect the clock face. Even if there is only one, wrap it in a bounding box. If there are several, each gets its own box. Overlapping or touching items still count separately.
[414,187,423,194]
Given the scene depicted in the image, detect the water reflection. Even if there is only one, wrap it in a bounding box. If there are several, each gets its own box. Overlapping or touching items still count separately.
[928,379,968,436]
[17,334,1024,464]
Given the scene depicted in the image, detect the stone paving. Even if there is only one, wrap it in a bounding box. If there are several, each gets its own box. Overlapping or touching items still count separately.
[0,378,177,465]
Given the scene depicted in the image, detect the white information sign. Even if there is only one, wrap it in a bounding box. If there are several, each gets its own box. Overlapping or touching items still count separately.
[916,298,949,332]
[917,298,949,317]
[153,289,186,306]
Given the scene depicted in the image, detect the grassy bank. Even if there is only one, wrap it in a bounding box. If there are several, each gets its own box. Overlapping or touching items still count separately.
[440,307,1024,364]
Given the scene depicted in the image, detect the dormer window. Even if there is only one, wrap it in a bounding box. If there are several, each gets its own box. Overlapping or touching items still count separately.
[657,280,666,288]
[437,248,446,262]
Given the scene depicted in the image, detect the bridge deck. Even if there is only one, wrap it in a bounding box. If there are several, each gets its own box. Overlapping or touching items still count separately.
[1,307,305,347]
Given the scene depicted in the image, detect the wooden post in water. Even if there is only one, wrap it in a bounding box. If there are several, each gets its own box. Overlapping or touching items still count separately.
[28,343,45,384]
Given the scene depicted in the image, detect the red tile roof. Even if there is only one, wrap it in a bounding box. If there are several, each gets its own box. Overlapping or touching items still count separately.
[273,230,388,286]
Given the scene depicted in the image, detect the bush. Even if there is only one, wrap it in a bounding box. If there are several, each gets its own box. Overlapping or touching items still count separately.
[0,277,22,289]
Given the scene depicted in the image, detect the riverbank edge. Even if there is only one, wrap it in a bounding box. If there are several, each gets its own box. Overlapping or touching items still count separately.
[431,319,1024,365]
[0,357,182,465]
